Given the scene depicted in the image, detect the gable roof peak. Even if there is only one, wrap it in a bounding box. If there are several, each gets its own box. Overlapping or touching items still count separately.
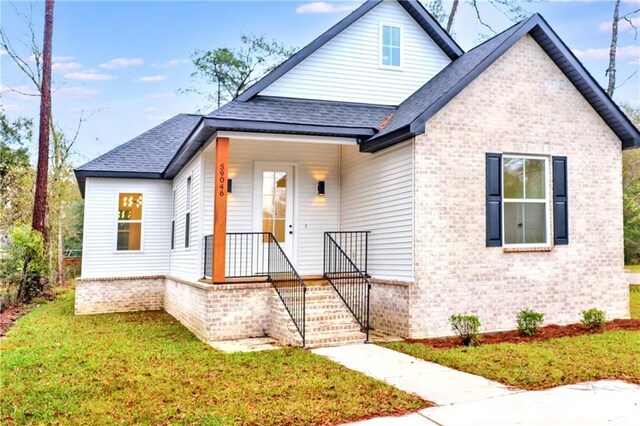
[235,0,463,103]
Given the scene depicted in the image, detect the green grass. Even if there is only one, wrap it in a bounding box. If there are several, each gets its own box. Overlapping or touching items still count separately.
[382,289,640,390]
[631,286,640,319]
[0,293,424,425]
[625,265,640,272]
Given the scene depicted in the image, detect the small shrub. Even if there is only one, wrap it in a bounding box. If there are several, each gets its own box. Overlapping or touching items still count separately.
[449,314,481,346]
[516,309,544,336]
[0,224,48,302]
[581,308,607,329]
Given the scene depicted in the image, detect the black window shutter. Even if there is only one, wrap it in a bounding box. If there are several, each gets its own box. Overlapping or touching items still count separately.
[185,213,190,248]
[552,156,569,245]
[486,153,502,247]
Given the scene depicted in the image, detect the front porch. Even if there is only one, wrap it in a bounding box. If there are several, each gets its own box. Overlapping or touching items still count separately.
[190,133,376,347]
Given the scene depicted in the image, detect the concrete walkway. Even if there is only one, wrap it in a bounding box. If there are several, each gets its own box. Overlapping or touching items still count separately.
[313,344,516,405]
[312,344,640,426]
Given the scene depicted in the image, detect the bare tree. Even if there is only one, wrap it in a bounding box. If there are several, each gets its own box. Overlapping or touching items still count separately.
[32,0,55,235]
[446,0,460,33]
[605,0,639,96]
[425,0,541,36]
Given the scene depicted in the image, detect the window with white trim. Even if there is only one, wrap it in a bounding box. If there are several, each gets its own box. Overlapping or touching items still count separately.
[380,25,401,67]
[117,193,143,251]
[502,156,549,246]
[185,176,192,248]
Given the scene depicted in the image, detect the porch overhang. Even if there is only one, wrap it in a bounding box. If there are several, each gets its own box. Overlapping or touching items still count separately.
[163,118,377,178]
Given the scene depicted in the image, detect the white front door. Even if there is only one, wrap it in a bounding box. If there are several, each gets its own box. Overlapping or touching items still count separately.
[254,164,295,261]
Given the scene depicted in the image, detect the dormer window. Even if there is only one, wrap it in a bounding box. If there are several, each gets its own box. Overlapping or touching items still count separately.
[380,24,401,68]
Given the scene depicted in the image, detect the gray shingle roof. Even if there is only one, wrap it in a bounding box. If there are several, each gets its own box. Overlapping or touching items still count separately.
[208,96,396,130]
[369,19,525,140]
[76,114,202,174]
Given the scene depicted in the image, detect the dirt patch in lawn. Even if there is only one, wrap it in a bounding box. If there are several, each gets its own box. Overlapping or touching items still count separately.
[407,319,640,349]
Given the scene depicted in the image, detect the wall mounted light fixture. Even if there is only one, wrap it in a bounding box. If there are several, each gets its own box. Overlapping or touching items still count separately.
[227,179,233,194]
[317,180,325,196]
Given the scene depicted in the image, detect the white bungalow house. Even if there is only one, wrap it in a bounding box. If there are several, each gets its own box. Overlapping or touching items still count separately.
[74,0,639,348]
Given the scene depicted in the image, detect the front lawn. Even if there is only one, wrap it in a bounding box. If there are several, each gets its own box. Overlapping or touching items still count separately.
[631,286,640,319]
[0,292,425,425]
[626,265,640,272]
[382,289,640,390]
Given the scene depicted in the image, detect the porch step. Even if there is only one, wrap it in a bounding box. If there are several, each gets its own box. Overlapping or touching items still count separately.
[269,286,366,349]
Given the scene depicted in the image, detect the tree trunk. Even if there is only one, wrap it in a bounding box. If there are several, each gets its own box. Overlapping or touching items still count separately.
[32,0,54,234]
[606,0,620,97]
[446,0,460,33]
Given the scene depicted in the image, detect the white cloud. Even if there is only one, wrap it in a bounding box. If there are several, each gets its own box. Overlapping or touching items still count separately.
[52,61,83,72]
[0,49,7,56]
[135,75,168,82]
[99,57,144,69]
[599,17,640,32]
[152,59,188,68]
[148,114,172,122]
[65,71,115,81]
[147,92,176,99]
[629,59,640,65]
[296,1,357,14]
[54,87,99,99]
[53,55,74,62]
[573,44,640,59]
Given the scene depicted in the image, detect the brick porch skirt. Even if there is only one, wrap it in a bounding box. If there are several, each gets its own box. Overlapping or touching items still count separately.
[75,276,273,342]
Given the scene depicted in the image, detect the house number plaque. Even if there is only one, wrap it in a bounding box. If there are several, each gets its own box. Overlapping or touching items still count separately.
[218,163,226,197]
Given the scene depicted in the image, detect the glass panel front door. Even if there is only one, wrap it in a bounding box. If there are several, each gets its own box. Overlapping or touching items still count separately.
[255,164,294,260]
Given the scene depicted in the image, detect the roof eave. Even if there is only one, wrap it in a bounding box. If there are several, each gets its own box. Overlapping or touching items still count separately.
[398,0,463,60]
[360,124,418,153]
[203,118,376,138]
[73,169,165,198]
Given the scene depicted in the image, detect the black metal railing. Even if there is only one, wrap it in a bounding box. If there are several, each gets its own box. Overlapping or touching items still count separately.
[323,231,371,342]
[324,231,370,275]
[203,232,306,347]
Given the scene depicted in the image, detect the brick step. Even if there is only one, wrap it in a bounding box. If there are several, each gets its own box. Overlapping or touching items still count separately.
[306,322,362,334]
[272,310,355,323]
[305,330,367,349]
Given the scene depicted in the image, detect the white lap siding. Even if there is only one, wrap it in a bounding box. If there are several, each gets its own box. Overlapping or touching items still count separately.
[340,141,414,280]
[259,1,451,105]
[169,153,203,280]
[201,139,341,276]
[81,178,172,278]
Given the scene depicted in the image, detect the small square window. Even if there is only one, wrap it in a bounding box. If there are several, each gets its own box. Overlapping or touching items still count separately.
[381,25,401,67]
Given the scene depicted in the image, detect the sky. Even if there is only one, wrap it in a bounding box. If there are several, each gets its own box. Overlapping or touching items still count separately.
[1,0,639,168]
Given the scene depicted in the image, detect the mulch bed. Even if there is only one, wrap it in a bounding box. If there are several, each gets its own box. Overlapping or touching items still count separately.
[406,319,640,349]
[0,305,29,337]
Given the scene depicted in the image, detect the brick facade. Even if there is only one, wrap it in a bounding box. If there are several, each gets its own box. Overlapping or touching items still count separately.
[369,279,412,337]
[75,276,165,314]
[410,35,627,337]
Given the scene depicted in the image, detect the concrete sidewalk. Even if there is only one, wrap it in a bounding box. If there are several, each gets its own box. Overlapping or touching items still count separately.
[312,344,640,426]
[313,343,517,405]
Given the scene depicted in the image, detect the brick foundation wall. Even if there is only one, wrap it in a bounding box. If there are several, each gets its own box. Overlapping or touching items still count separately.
[369,279,412,337]
[75,276,165,315]
[164,277,211,341]
[164,277,272,342]
[411,35,628,337]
